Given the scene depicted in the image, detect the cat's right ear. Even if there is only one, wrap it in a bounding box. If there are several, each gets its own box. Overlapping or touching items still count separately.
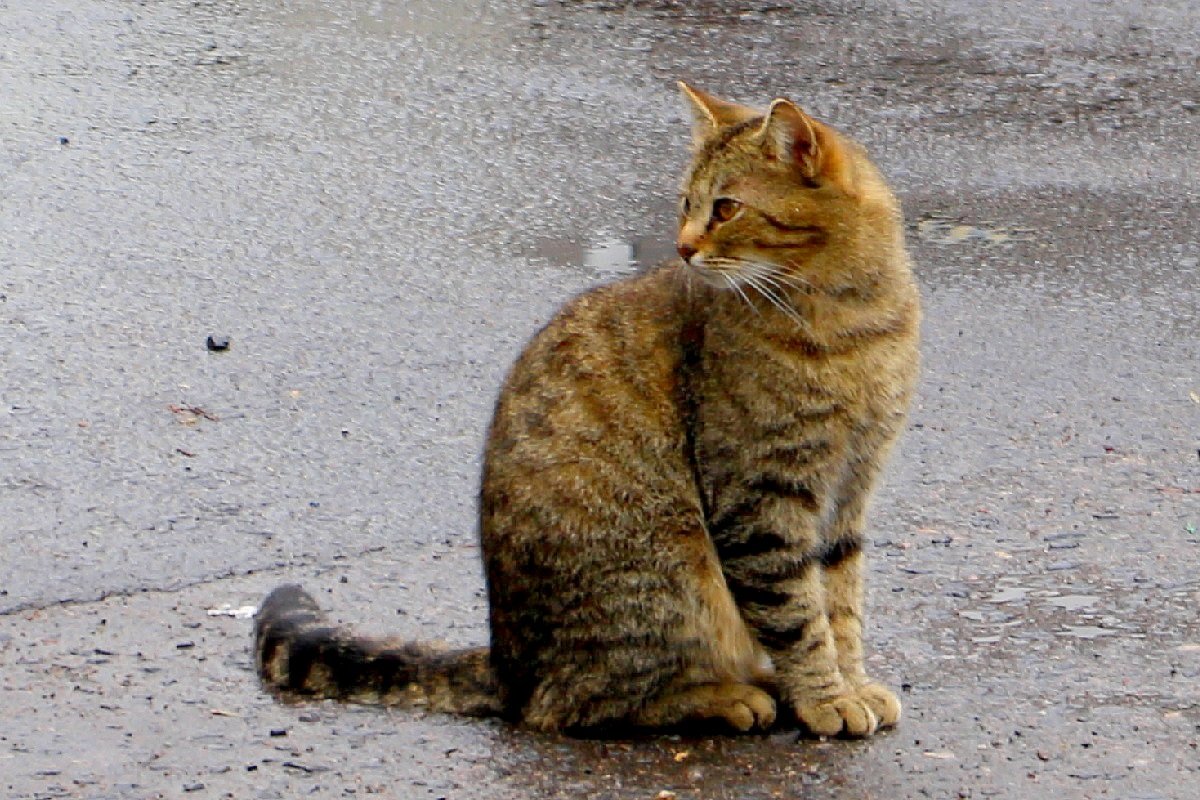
[678,82,759,147]
[754,98,853,188]
[756,99,823,178]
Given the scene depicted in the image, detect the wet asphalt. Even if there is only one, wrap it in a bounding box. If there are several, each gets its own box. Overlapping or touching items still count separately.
[1,0,1198,798]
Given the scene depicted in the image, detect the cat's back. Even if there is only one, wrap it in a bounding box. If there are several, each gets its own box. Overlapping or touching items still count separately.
[482,264,692,488]
[482,266,700,546]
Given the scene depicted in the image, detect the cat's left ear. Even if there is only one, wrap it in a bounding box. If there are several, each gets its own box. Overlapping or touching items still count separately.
[756,99,837,181]
[679,82,759,147]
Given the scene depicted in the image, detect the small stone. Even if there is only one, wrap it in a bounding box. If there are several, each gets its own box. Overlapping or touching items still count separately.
[1048,540,1080,550]
[58,136,70,145]
[270,728,288,737]
[206,334,230,351]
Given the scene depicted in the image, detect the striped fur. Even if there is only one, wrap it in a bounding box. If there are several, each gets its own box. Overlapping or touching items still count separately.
[254,85,918,737]
[255,585,501,715]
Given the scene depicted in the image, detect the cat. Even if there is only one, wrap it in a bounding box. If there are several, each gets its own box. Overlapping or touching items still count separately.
[255,82,920,738]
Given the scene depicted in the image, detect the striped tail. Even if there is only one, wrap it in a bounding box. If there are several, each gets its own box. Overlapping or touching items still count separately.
[253,584,503,716]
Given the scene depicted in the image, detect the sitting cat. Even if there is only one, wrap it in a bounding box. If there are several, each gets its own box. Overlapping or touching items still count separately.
[255,82,920,737]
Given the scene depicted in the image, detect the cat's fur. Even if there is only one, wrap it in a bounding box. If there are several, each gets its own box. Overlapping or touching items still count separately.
[255,83,920,737]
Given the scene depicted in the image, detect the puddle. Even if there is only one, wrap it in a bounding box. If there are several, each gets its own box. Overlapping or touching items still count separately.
[914,214,1033,246]
[524,231,675,276]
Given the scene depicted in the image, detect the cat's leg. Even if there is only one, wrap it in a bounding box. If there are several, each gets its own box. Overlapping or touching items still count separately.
[821,432,905,729]
[760,559,881,737]
[822,536,901,729]
[712,497,882,737]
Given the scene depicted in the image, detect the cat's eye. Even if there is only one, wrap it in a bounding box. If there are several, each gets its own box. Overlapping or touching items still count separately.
[680,196,691,215]
[712,198,742,223]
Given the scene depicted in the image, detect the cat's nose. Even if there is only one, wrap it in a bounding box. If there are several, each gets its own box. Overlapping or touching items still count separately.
[677,242,698,263]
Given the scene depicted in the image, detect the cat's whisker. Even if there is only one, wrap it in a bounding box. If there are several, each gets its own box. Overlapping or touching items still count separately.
[707,256,815,298]
[738,264,806,306]
[740,274,789,317]
[741,273,808,330]
[749,270,805,303]
[723,272,761,317]
[741,261,814,294]
[702,259,806,326]
[764,271,813,294]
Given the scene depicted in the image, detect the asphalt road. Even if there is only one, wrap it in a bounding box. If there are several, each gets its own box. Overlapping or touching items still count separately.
[1,0,1197,798]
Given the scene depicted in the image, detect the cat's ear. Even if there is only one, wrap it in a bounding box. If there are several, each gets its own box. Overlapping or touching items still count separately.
[678,82,759,146]
[755,99,834,180]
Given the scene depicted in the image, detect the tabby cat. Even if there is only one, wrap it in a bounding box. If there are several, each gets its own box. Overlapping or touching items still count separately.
[255,83,920,737]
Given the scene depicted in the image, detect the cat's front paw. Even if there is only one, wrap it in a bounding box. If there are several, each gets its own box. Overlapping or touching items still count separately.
[851,681,901,729]
[793,693,881,737]
[793,680,901,737]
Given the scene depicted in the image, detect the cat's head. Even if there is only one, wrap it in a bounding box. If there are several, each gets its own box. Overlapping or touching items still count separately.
[675,83,899,292]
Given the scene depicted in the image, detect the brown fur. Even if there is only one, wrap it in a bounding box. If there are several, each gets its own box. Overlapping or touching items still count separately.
[254,83,919,737]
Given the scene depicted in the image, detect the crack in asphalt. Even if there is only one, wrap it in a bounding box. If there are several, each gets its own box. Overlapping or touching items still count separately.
[0,545,387,617]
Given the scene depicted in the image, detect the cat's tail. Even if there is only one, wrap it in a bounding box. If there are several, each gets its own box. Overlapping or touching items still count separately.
[253,584,504,717]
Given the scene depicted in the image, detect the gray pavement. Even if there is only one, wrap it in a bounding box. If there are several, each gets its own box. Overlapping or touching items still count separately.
[1,0,1197,798]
